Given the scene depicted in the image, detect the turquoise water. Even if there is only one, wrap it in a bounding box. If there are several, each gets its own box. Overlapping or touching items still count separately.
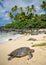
[0,31,23,43]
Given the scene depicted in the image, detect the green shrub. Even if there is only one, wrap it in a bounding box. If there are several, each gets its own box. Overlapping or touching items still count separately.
[32,43,46,47]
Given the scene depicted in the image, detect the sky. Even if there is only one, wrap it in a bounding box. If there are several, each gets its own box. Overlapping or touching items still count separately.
[0,0,46,26]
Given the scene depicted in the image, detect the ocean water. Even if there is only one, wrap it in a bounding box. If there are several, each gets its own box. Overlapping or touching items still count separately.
[0,31,23,43]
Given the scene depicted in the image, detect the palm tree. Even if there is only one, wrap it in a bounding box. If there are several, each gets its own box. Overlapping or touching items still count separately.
[26,6,32,15]
[31,5,36,14]
[8,12,13,18]
[8,5,18,19]
[11,5,17,12]
[19,7,23,13]
[41,1,46,13]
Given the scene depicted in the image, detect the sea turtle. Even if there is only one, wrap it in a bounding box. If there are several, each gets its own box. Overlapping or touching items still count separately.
[8,47,34,60]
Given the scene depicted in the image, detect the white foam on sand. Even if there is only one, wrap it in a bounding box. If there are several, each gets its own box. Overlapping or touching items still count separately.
[0,31,23,43]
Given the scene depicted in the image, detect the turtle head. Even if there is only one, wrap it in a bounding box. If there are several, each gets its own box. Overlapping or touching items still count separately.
[30,49,35,53]
[8,57,12,60]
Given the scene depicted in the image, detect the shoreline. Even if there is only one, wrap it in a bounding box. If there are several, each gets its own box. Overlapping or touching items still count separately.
[0,33,23,43]
[0,28,46,43]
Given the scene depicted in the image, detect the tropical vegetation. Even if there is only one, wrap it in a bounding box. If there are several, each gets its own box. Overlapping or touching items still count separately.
[5,1,46,29]
[32,43,46,47]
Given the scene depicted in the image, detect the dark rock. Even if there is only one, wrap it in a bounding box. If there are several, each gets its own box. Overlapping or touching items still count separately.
[28,38,37,41]
[9,39,12,41]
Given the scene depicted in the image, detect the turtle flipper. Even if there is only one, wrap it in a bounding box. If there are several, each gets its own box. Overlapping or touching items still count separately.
[29,53,33,59]
[8,56,14,61]
[28,53,33,60]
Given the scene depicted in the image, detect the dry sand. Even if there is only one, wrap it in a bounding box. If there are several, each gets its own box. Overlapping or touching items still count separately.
[0,33,46,65]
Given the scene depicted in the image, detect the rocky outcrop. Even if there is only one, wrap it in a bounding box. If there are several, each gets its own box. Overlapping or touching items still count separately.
[0,27,46,34]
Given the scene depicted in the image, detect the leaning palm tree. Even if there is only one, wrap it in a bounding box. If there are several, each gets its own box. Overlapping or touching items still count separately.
[8,5,18,19]
[41,1,46,14]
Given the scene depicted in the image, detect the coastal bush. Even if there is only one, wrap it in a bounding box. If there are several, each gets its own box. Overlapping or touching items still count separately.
[5,20,46,29]
[32,43,46,47]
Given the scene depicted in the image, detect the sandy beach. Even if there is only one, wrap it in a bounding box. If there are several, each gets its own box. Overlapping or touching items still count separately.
[0,33,46,65]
